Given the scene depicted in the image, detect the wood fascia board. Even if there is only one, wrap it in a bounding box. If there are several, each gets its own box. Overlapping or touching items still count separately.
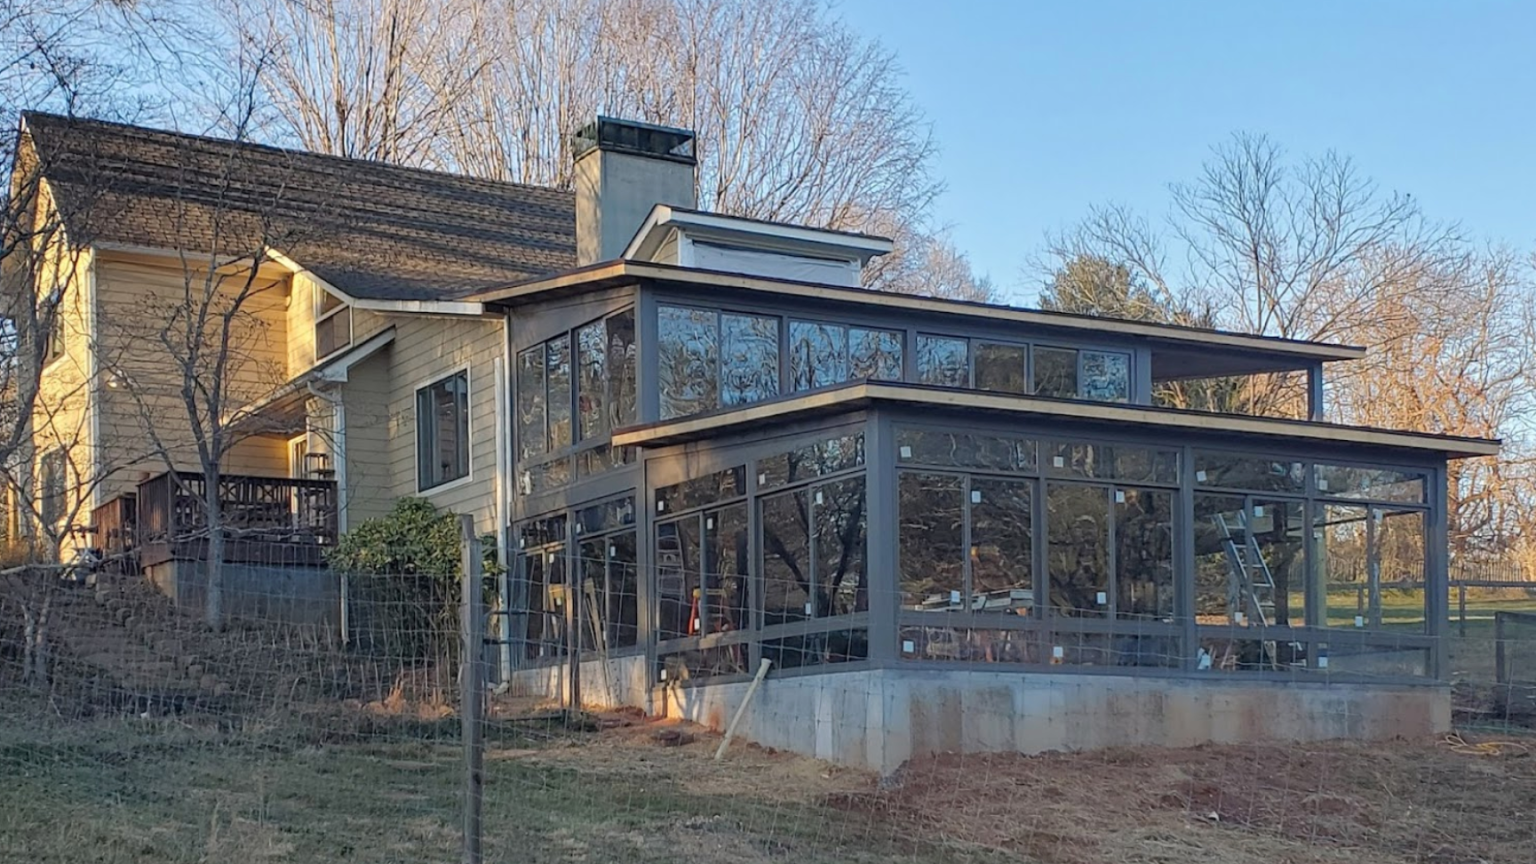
[612,383,1500,458]
[471,261,1366,363]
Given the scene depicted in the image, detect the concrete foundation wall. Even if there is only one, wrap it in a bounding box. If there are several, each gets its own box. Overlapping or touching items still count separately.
[509,659,1451,774]
[146,561,338,627]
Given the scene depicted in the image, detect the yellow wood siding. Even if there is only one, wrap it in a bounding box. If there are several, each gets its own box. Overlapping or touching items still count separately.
[29,229,95,541]
[93,256,291,502]
[287,271,390,377]
[342,351,395,525]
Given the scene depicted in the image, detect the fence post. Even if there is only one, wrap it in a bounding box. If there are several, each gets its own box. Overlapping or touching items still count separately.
[568,540,582,717]
[460,515,484,864]
[1458,583,1467,638]
[1494,611,1507,687]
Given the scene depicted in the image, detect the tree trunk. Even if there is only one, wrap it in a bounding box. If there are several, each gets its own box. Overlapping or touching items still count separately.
[204,480,225,631]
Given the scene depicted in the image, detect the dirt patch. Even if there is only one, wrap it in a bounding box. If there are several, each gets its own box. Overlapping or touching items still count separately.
[830,737,1536,864]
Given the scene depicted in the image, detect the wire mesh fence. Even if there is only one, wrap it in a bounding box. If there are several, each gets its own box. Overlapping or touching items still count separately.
[4,542,1536,864]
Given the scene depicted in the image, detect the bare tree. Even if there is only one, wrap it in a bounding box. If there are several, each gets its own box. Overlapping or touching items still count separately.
[217,0,979,299]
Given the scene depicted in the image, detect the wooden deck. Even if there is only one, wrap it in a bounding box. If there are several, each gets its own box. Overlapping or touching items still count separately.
[123,471,338,569]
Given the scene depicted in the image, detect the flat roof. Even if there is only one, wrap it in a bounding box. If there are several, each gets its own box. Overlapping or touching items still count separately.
[469,260,1367,366]
[610,381,1499,460]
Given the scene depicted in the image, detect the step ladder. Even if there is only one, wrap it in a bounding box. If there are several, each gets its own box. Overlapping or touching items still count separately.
[1214,510,1276,627]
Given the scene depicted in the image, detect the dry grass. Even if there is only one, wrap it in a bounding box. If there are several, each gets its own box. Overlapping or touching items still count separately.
[5,692,1534,864]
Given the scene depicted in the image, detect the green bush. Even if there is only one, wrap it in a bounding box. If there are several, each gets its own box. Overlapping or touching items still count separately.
[327,498,499,662]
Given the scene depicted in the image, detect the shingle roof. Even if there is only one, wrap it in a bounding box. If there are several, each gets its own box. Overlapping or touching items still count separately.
[21,112,576,301]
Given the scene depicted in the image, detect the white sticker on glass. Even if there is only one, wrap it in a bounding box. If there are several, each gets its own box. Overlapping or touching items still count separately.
[1052,646,1064,659]
[971,490,982,504]
[706,517,714,530]
[899,446,912,459]
[1053,456,1065,468]
[902,640,916,654]
[1254,506,1264,518]
[1114,490,1125,504]
[758,473,767,485]
[1235,612,1246,625]
[1096,591,1108,605]
[804,601,814,615]
[950,590,961,604]
[1354,615,1365,628]
[657,501,665,512]
[815,491,824,505]
[1317,656,1329,669]
[1317,478,1329,490]
[609,546,617,557]
[1196,470,1207,482]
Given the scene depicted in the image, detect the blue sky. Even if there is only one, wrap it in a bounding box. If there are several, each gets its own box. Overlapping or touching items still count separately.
[835,0,1535,302]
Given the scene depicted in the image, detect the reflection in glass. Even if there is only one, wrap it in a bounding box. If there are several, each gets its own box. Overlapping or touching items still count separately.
[1115,488,1175,621]
[1193,451,1306,494]
[1047,442,1178,485]
[916,335,969,387]
[516,347,546,461]
[789,321,848,391]
[608,309,637,429]
[970,477,1033,614]
[896,429,1035,472]
[1082,351,1130,402]
[658,305,719,419]
[1317,506,1425,633]
[655,466,747,515]
[898,472,965,609]
[1033,346,1078,398]
[703,505,751,635]
[607,532,639,648]
[975,342,1028,394]
[764,629,868,668]
[576,321,606,441]
[850,327,903,380]
[759,433,865,488]
[721,313,780,405]
[760,490,810,626]
[546,335,572,450]
[1047,483,1110,616]
[655,516,700,640]
[814,476,867,616]
[1316,464,1425,503]
[898,627,1040,663]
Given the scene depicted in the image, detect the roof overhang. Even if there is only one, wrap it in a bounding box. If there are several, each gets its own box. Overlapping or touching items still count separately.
[622,204,895,263]
[611,381,1500,460]
[468,261,1366,367]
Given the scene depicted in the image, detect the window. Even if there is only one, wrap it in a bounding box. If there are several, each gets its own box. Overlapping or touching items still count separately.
[39,449,65,527]
[789,321,902,391]
[916,335,969,387]
[658,305,779,418]
[416,371,469,490]
[1082,350,1130,402]
[974,342,1027,394]
[517,308,636,486]
[1032,346,1077,398]
[314,287,352,359]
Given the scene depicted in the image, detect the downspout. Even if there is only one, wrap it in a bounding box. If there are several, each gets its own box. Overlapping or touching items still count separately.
[492,353,513,686]
[307,380,347,642]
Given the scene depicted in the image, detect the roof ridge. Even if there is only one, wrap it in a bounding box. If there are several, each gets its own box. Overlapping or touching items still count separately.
[21,110,572,201]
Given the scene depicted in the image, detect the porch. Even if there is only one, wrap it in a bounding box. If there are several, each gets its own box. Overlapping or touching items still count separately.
[103,471,339,569]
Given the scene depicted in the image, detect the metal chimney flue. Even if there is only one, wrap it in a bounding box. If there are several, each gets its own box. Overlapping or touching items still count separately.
[573,117,698,266]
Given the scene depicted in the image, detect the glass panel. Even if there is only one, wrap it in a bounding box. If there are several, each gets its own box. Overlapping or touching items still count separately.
[916,334,969,387]
[969,477,1033,616]
[974,342,1028,394]
[702,504,751,635]
[789,320,848,391]
[761,490,811,627]
[574,496,636,536]
[898,627,1042,663]
[1046,442,1178,485]
[1317,503,1370,630]
[1194,494,1248,625]
[1374,509,1426,634]
[530,547,568,659]
[516,514,566,548]
[607,532,639,648]
[1033,346,1078,398]
[576,320,607,441]
[895,429,1035,473]
[898,472,965,610]
[416,372,468,489]
[317,289,344,315]
[516,347,546,461]
[1248,499,1306,627]
[658,305,719,419]
[763,629,868,669]
[1316,464,1426,503]
[1081,350,1130,403]
[849,327,903,380]
[655,516,701,640]
[721,313,780,405]
[1046,483,1110,617]
[814,476,867,617]
[576,539,605,653]
[607,309,637,429]
[758,433,865,488]
[1194,451,1306,494]
[659,644,750,682]
[546,335,572,450]
[315,307,352,357]
[520,457,571,494]
[655,466,747,515]
[1115,488,1175,622]
[1320,507,1426,634]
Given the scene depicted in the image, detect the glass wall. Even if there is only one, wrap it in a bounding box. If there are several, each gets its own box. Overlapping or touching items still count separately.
[649,299,1141,424]
[512,498,638,662]
[517,307,637,492]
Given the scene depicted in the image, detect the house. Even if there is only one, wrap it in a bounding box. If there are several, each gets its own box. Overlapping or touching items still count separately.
[11,113,1497,772]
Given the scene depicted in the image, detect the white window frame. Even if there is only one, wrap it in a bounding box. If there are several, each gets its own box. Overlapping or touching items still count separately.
[415,366,473,493]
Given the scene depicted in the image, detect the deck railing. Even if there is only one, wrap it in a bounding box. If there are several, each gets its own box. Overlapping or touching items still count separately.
[136,471,338,567]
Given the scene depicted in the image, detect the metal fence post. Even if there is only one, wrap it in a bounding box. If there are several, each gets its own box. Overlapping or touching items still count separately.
[460,515,484,864]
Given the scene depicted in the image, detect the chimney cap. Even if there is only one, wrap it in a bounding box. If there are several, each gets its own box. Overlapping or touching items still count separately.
[574,116,696,166]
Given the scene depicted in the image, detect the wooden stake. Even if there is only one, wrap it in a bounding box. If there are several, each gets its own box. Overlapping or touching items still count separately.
[714,658,772,761]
